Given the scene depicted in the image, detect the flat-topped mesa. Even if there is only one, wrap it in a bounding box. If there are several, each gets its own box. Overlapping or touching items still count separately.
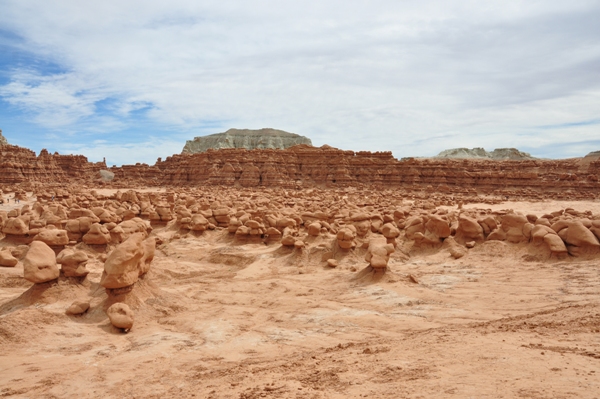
[182,128,313,154]
[584,150,600,158]
[436,147,536,160]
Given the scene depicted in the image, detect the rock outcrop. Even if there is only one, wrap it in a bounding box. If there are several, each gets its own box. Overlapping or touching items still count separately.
[182,128,313,154]
[436,147,535,160]
[0,129,8,146]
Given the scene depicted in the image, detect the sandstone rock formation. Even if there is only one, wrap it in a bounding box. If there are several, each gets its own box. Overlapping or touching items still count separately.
[106,303,134,330]
[182,128,312,154]
[56,248,90,277]
[0,141,599,200]
[23,241,60,283]
[100,233,155,289]
[66,300,90,315]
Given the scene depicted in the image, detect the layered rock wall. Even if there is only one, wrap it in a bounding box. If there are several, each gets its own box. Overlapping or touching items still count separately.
[1,142,599,199]
[114,145,600,199]
[182,128,313,153]
[0,145,106,184]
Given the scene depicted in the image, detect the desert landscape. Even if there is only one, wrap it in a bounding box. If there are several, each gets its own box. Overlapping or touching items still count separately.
[0,129,599,399]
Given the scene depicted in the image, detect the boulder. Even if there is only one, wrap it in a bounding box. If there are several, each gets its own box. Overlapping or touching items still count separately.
[66,300,90,315]
[365,237,394,269]
[82,223,111,245]
[0,249,18,267]
[337,226,357,249]
[307,222,321,236]
[107,303,134,330]
[2,217,29,235]
[189,214,209,231]
[100,233,145,289]
[425,215,451,239]
[56,248,89,277]
[455,215,484,244]
[34,229,69,246]
[23,241,60,283]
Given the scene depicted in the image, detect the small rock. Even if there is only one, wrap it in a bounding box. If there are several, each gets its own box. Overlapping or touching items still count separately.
[327,259,338,268]
[107,303,134,331]
[465,241,476,248]
[66,300,90,315]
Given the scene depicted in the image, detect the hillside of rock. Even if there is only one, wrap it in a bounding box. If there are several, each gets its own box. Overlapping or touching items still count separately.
[436,147,535,160]
[181,128,312,153]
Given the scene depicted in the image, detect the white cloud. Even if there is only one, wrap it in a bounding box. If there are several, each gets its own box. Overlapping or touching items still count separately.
[0,0,599,163]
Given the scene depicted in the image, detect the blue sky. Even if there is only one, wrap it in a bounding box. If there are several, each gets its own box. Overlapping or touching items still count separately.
[0,1,599,166]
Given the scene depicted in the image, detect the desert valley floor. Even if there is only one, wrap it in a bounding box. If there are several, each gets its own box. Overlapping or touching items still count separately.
[1,190,599,399]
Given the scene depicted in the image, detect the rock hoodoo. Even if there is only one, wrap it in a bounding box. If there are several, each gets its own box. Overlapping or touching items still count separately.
[181,128,313,154]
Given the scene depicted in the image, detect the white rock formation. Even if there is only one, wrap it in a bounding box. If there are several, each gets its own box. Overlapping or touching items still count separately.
[182,128,312,154]
[436,147,535,160]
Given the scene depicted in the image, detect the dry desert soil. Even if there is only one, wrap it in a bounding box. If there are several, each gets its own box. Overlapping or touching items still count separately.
[1,192,599,399]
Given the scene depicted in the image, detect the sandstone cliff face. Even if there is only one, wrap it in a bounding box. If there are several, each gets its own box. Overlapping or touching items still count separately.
[1,141,599,200]
[0,145,106,184]
[111,144,600,199]
[182,128,313,154]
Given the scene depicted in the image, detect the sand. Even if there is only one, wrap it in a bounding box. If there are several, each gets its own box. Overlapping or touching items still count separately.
[1,198,599,398]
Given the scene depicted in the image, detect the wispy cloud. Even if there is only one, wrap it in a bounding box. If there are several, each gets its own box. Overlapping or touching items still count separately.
[0,0,599,164]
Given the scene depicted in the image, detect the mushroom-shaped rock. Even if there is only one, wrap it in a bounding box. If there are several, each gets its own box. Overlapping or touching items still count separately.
[281,234,296,246]
[455,215,484,244]
[66,300,90,315]
[337,226,357,249]
[82,223,111,245]
[265,227,282,242]
[2,217,29,235]
[425,215,451,239]
[381,223,400,239]
[118,218,152,241]
[189,214,209,231]
[107,303,134,331]
[365,237,395,269]
[307,222,321,236]
[543,233,568,254]
[56,248,89,277]
[353,220,371,237]
[34,229,69,246]
[100,233,146,289]
[405,217,425,239]
[23,241,60,283]
[500,213,529,243]
[0,249,18,267]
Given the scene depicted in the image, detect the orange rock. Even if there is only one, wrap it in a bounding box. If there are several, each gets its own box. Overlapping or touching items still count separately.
[23,241,60,283]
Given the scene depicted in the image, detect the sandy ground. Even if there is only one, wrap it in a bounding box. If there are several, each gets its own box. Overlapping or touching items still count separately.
[1,199,600,398]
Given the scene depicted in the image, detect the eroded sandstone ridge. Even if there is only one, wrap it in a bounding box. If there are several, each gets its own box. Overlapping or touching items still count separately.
[111,145,600,200]
[1,141,599,200]
[0,145,106,184]
[181,128,312,153]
